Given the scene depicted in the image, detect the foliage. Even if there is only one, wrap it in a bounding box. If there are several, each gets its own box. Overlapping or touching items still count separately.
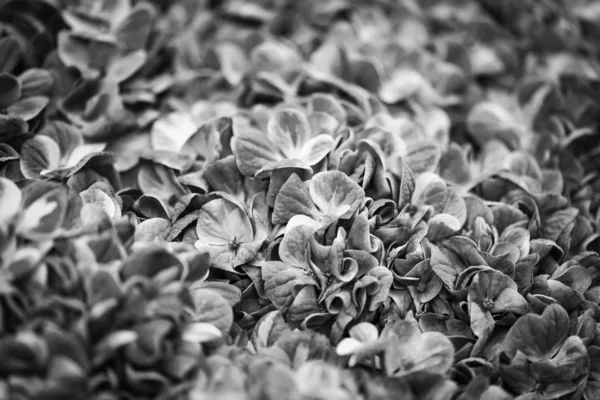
[1,0,600,399]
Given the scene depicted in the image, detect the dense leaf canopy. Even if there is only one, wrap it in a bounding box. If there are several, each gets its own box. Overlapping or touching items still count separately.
[1,0,600,399]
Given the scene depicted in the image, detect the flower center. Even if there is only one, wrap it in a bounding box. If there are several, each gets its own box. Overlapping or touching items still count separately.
[228,237,241,252]
[416,282,427,293]
[482,297,494,310]
[406,204,418,216]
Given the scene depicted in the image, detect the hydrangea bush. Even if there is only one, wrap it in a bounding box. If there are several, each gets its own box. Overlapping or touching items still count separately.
[1,0,600,399]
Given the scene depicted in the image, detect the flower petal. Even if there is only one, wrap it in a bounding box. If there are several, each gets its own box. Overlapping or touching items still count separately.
[492,288,529,314]
[349,322,379,343]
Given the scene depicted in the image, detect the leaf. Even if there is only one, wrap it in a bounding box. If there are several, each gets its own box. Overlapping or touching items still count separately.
[350,322,380,344]
[232,123,279,176]
[5,246,45,281]
[362,267,393,312]
[427,213,462,241]
[439,144,471,185]
[250,39,302,74]
[272,173,319,225]
[251,311,291,350]
[469,301,495,338]
[467,102,516,145]
[552,265,591,293]
[309,93,347,125]
[310,40,344,77]
[309,111,340,136]
[348,211,380,254]
[121,246,182,279]
[296,360,345,397]
[405,259,444,304]
[44,326,89,372]
[40,120,83,159]
[0,115,27,142]
[586,380,600,400]
[123,364,169,394]
[60,76,98,115]
[412,172,445,206]
[196,198,253,246]
[249,364,299,400]
[60,8,111,34]
[503,304,570,362]
[262,261,309,313]
[204,156,244,199]
[190,288,234,335]
[138,163,186,210]
[6,96,49,121]
[0,177,21,226]
[114,3,155,52]
[414,173,467,227]
[106,50,147,83]
[99,0,132,20]
[134,218,170,242]
[286,285,320,328]
[80,185,120,219]
[480,385,513,400]
[213,42,249,86]
[194,282,241,308]
[46,355,85,382]
[492,288,529,314]
[18,69,53,98]
[46,152,115,182]
[309,170,365,219]
[81,87,117,122]
[181,322,222,343]
[529,335,589,383]
[181,116,231,165]
[151,111,197,153]
[298,134,335,166]
[546,280,584,311]
[313,229,356,282]
[57,32,118,75]
[279,223,315,270]
[17,186,68,241]
[60,142,107,171]
[351,58,381,92]
[0,37,20,74]
[541,207,579,242]
[267,108,311,158]
[336,337,365,359]
[94,331,139,366]
[385,327,455,377]
[405,140,442,175]
[0,73,21,109]
[398,159,415,209]
[379,68,431,104]
[500,227,530,259]
[162,341,201,381]
[138,194,169,220]
[89,270,122,304]
[505,151,542,181]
